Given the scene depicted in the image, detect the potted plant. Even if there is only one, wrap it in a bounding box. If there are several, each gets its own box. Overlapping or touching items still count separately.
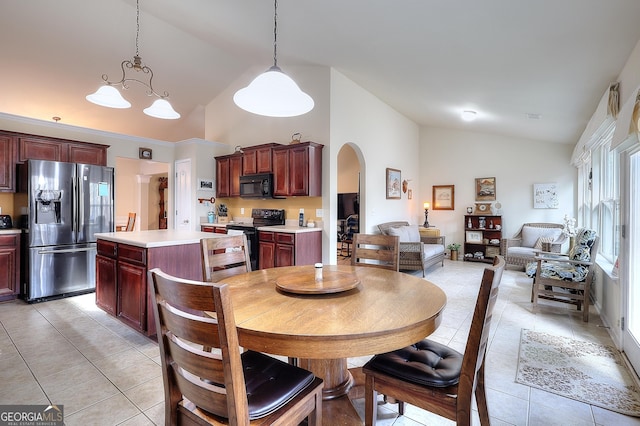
[447,243,461,261]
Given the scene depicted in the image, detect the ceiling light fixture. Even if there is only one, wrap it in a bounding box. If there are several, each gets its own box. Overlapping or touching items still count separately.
[233,0,314,117]
[461,110,477,121]
[86,0,180,119]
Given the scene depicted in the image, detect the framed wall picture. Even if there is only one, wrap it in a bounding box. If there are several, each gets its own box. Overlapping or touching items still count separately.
[466,231,483,243]
[475,177,496,201]
[533,183,559,208]
[197,178,215,192]
[432,185,455,210]
[386,168,401,199]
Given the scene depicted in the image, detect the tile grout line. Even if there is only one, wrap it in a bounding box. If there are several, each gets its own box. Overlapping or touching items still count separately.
[15,300,152,423]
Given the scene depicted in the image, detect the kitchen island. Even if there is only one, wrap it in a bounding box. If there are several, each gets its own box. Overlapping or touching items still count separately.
[95,230,226,337]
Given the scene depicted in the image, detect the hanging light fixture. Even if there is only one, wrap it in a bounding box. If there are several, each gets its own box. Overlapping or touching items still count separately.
[86,0,180,119]
[233,0,314,117]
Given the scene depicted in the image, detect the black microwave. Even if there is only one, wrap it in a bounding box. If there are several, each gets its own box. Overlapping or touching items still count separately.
[239,173,274,198]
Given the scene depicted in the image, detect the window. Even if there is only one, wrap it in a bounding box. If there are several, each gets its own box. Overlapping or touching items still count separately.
[577,127,619,263]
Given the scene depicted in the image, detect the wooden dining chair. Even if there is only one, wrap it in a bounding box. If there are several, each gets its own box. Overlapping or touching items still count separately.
[201,235,251,282]
[363,256,506,426]
[351,233,400,271]
[149,268,323,425]
[125,212,136,231]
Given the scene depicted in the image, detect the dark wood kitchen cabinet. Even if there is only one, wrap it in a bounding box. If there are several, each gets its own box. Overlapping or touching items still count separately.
[1,130,109,193]
[272,142,323,197]
[96,240,117,315]
[96,238,204,337]
[18,136,67,162]
[242,143,276,175]
[116,244,148,333]
[0,233,20,302]
[258,230,321,269]
[68,142,108,165]
[0,133,16,191]
[215,154,243,197]
[17,136,107,165]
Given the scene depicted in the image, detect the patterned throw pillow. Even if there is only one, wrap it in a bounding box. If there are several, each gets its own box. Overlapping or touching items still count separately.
[534,236,555,250]
[570,228,597,261]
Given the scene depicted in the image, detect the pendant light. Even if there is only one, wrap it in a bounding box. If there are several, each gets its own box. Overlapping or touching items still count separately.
[86,0,180,119]
[233,0,314,117]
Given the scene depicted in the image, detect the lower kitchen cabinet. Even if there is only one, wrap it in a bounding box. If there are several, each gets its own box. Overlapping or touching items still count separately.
[0,233,20,302]
[95,238,203,337]
[96,254,117,315]
[117,260,147,332]
[258,230,321,269]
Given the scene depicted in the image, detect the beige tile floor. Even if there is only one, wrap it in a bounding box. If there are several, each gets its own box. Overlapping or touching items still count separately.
[1,259,640,425]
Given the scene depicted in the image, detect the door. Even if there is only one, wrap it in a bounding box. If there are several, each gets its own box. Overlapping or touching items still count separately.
[77,164,114,243]
[28,160,75,247]
[27,244,96,301]
[623,148,640,373]
[174,159,192,231]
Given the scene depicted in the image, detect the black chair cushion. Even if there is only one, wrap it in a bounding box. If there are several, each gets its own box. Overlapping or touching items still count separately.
[364,339,463,387]
[242,350,316,419]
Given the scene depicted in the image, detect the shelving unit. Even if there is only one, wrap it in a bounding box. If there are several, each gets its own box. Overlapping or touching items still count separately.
[464,215,502,263]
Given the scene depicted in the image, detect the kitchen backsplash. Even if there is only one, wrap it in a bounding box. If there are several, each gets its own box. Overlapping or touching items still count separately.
[216,196,323,223]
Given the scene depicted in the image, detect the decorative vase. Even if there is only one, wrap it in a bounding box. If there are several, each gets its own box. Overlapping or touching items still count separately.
[450,250,459,261]
[569,236,576,254]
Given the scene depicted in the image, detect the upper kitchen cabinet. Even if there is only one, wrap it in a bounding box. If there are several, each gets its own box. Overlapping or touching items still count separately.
[17,135,108,166]
[215,154,243,198]
[0,133,16,191]
[242,143,276,175]
[68,142,108,165]
[1,131,109,192]
[273,142,323,197]
[18,136,67,162]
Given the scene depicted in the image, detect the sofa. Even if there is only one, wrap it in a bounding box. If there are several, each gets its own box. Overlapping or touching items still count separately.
[501,222,566,269]
[378,221,445,276]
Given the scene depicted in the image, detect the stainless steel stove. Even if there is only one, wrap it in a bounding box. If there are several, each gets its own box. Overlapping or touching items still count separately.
[226,208,285,270]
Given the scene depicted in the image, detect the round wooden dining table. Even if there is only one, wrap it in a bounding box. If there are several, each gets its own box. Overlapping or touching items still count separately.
[221,264,447,425]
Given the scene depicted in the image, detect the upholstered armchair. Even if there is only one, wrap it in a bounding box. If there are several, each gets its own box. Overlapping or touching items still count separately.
[501,223,566,269]
[378,221,445,276]
[526,228,598,322]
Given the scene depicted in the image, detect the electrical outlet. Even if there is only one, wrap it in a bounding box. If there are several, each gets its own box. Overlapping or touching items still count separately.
[316,209,323,217]
[241,208,245,215]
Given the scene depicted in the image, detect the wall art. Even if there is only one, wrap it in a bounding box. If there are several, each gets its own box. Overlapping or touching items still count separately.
[386,168,401,199]
[475,177,496,201]
[533,183,559,208]
[432,185,455,210]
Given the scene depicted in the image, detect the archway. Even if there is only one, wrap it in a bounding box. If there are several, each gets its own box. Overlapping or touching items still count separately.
[336,143,365,262]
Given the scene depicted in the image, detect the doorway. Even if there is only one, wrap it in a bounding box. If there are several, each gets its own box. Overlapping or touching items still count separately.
[115,157,169,231]
[623,148,640,374]
[337,144,363,261]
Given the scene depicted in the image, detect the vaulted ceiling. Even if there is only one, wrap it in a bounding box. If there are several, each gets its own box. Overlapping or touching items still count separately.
[2,0,640,144]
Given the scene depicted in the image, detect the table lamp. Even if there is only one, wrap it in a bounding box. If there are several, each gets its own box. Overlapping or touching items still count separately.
[423,202,430,228]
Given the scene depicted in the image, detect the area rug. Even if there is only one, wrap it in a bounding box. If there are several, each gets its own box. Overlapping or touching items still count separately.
[516,329,640,416]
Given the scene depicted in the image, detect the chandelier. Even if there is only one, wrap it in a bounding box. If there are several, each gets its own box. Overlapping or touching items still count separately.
[86,0,180,119]
[233,0,314,117]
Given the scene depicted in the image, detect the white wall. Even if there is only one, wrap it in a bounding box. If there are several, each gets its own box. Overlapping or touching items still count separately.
[330,70,420,235]
[419,127,575,251]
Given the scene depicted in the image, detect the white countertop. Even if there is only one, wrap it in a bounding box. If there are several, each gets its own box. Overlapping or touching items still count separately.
[0,229,21,235]
[257,225,322,234]
[95,230,227,248]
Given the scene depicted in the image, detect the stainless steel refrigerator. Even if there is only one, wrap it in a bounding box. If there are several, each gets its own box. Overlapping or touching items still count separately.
[22,159,114,301]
